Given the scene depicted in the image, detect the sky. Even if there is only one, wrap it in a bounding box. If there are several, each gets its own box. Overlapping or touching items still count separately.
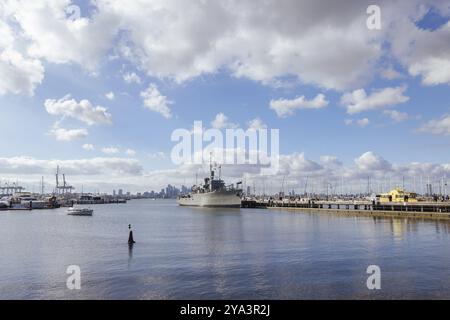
[1,0,450,194]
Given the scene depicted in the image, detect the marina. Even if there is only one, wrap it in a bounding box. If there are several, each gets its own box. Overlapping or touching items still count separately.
[0,168,129,211]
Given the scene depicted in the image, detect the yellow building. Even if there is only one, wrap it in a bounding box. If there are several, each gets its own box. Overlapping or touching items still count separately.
[378,188,418,203]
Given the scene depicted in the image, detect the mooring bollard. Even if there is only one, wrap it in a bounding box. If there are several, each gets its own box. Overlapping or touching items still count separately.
[128,224,136,244]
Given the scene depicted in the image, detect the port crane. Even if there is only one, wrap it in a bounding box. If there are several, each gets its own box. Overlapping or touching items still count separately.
[55,166,74,195]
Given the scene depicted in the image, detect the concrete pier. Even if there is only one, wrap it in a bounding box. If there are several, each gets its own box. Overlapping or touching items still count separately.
[242,199,450,221]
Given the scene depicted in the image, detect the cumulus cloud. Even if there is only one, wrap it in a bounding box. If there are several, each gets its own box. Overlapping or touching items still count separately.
[380,67,403,80]
[211,113,238,129]
[247,118,267,130]
[345,118,370,127]
[269,93,329,117]
[0,48,44,96]
[82,143,94,151]
[278,153,323,175]
[383,109,409,122]
[5,0,119,70]
[44,95,112,125]
[147,151,166,159]
[354,151,392,172]
[320,155,343,167]
[419,114,450,135]
[123,72,141,84]
[125,148,136,156]
[356,118,370,127]
[0,156,142,176]
[49,124,88,141]
[2,0,450,97]
[105,91,115,100]
[0,19,44,96]
[2,150,450,193]
[390,6,450,86]
[102,146,120,154]
[341,86,410,114]
[2,0,450,96]
[140,84,173,118]
[102,0,385,89]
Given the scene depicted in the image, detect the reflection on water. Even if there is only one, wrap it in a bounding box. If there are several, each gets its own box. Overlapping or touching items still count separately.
[128,243,134,268]
[1,200,450,299]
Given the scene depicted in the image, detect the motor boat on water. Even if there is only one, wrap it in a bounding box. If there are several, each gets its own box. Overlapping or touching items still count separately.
[67,207,93,216]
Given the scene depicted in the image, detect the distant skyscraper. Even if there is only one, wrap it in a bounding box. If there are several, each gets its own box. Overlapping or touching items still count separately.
[118,189,123,196]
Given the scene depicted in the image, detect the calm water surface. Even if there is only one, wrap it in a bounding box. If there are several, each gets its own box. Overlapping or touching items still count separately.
[1,199,450,299]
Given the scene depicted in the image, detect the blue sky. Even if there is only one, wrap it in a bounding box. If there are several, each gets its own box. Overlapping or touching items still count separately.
[1,0,450,193]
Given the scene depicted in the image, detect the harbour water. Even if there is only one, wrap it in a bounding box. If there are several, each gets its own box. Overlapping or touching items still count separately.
[1,199,450,299]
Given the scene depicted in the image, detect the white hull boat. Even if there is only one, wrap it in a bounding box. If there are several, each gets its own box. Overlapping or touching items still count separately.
[67,207,93,216]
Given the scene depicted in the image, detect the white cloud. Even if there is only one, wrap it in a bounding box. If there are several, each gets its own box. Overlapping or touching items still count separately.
[211,113,238,129]
[105,91,115,100]
[3,0,450,96]
[380,67,403,80]
[5,0,119,70]
[2,150,450,193]
[140,84,173,118]
[390,7,450,86]
[410,57,450,86]
[50,124,88,141]
[102,146,120,154]
[44,94,112,125]
[147,152,166,159]
[95,0,384,90]
[419,114,450,135]
[3,0,450,97]
[320,155,342,167]
[354,151,391,172]
[0,19,44,96]
[383,110,409,122]
[279,153,323,174]
[341,86,410,114]
[0,156,142,176]
[123,72,142,84]
[345,118,370,127]
[269,93,329,117]
[247,118,267,130]
[0,48,44,96]
[356,118,370,127]
[125,148,136,156]
[82,143,94,151]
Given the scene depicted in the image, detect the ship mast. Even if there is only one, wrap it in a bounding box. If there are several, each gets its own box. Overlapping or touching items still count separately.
[209,152,213,192]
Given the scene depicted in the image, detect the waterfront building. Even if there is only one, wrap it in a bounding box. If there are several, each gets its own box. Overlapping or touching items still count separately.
[378,188,418,203]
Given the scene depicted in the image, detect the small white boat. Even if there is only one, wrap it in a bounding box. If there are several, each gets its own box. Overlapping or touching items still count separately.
[67,207,93,216]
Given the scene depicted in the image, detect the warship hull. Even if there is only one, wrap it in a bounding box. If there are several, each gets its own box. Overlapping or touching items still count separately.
[177,190,241,208]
